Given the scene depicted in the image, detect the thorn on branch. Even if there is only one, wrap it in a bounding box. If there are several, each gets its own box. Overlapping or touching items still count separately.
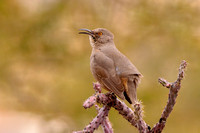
[133,101,144,121]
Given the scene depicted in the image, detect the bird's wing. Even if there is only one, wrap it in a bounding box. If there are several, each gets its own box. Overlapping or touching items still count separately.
[100,45,142,77]
[110,48,142,104]
[115,55,142,77]
[115,55,142,104]
[91,51,125,99]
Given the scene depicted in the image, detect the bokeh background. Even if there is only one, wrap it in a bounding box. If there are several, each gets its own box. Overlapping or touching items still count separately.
[0,0,200,133]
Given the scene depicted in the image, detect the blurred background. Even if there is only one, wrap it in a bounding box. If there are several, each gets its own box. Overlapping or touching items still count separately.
[0,0,200,133]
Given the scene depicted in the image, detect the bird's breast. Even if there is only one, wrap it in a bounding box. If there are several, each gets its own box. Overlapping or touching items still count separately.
[90,49,100,72]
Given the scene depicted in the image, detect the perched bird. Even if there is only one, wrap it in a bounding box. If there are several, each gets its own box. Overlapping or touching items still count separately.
[79,28,142,105]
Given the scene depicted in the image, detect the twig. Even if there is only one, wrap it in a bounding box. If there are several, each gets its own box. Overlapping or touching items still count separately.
[133,102,148,133]
[95,105,113,133]
[150,60,187,133]
[73,105,111,133]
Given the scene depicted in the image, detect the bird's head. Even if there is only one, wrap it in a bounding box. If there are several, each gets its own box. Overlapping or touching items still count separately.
[79,28,114,47]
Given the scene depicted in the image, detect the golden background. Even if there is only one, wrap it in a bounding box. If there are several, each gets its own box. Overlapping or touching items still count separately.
[0,0,200,133]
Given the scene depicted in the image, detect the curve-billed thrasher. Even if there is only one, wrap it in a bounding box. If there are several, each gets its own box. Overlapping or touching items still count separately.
[79,28,142,104]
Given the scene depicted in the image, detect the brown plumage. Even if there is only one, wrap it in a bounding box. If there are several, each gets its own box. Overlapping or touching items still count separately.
[79,28,142,104]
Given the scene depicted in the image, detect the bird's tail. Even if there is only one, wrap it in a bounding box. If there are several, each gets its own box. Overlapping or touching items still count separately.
[125,75,141,104]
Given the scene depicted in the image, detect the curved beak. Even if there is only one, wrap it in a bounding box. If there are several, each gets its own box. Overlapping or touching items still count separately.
[79,28,94,36]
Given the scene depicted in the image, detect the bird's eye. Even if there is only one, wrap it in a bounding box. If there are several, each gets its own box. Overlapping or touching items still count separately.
[98,32,103,36]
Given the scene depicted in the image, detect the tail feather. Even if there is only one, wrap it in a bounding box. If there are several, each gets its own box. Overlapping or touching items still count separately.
[124,91,132,104]
[125,75,141,104]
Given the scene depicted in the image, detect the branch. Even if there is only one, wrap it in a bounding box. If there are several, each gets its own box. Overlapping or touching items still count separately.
[74,105,111,133]
[95,105,113,133]
[74,60,187,133]
[74,85,114,133]
[150,60,187,132]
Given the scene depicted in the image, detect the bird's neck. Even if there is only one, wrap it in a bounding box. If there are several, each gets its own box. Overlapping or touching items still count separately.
[91,41,115,49]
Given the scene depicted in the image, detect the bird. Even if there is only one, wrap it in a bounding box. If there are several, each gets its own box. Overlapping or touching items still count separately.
[79,28,142,105]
